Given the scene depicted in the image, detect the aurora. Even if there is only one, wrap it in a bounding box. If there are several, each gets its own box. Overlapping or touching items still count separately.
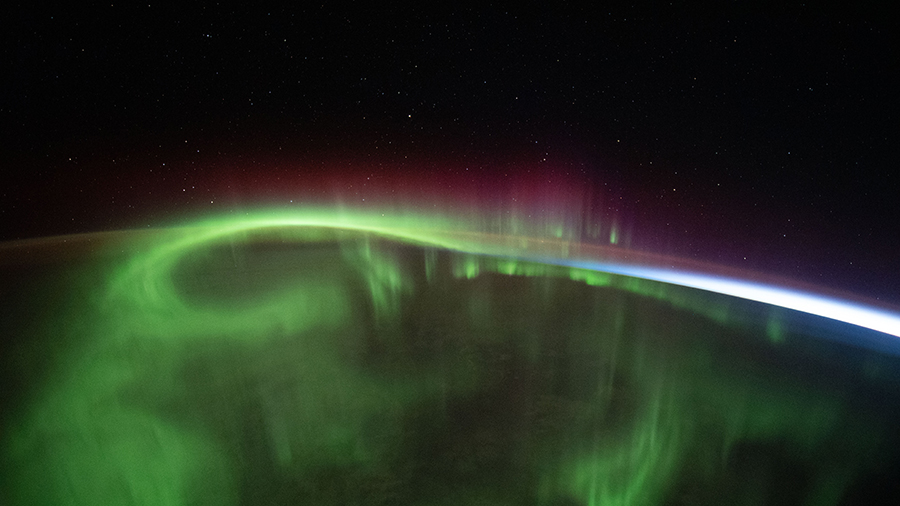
[2,208,899,505]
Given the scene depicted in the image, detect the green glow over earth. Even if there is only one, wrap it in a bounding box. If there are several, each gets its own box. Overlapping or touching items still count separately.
[2,209,899,505]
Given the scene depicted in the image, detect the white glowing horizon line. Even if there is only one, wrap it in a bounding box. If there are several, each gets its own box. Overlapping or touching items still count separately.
[554,259,900,339]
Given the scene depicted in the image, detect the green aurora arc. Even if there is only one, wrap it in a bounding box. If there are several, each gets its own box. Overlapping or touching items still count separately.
[2,208,899,505]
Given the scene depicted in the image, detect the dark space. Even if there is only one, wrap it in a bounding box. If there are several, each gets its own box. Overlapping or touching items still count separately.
[2,4,898,303]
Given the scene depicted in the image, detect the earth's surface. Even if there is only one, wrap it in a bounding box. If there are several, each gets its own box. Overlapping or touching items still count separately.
[2,220,899,506]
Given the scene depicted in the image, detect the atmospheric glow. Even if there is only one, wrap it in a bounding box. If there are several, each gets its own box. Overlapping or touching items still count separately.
[557,260,900,340]
[126,210,900,341]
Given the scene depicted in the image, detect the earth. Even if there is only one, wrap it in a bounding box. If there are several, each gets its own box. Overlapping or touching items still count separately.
[2,218,899,506]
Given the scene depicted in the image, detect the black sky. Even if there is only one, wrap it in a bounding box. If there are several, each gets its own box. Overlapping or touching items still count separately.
[2,4,898,305]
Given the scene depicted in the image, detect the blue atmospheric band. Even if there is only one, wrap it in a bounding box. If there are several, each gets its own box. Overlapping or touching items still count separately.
[541,258,900,340]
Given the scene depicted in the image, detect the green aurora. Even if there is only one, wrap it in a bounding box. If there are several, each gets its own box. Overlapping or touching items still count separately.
[2,209,899,505]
